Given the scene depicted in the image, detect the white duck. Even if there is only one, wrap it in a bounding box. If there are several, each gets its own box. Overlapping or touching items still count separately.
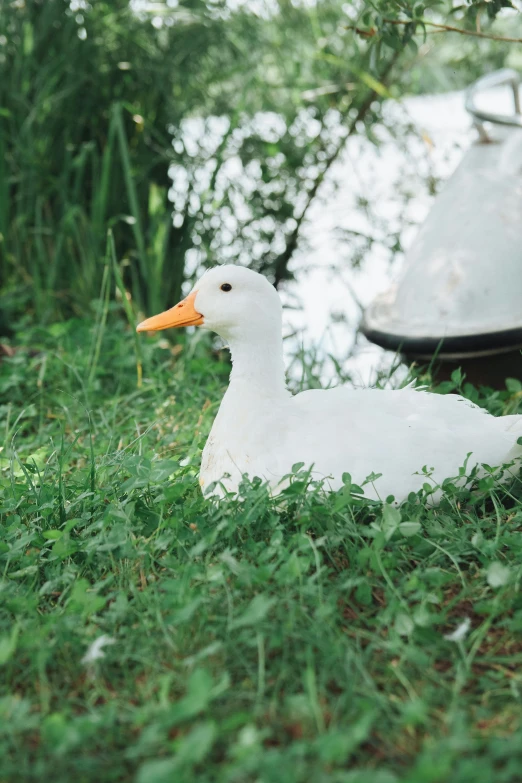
[137,265,522,502]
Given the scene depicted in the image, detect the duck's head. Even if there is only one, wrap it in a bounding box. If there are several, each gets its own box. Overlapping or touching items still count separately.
[136,264,282,342]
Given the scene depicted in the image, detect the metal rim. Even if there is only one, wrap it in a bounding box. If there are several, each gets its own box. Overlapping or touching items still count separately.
[465,68,522,130]
[360,322,522,358]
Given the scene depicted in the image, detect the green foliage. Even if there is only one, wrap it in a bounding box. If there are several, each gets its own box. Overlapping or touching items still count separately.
[1,0,520,323]
[2,321,522,780]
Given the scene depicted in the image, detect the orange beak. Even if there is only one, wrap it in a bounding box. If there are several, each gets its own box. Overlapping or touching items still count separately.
[136,290,204,333]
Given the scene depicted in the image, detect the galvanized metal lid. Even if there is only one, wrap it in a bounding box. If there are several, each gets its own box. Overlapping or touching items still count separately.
[362,70,522,359]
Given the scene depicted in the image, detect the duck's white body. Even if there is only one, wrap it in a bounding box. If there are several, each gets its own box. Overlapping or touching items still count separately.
[138,265,522,503]
[201,381,522,502]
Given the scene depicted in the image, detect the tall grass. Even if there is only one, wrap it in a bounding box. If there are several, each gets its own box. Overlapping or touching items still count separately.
[0,0,229,320]
[0,3,224,318]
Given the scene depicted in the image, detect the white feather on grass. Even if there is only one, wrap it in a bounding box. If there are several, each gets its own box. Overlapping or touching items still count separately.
[81,635,115,665]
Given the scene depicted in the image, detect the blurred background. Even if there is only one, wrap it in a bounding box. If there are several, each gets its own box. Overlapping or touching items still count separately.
[1,0,521,382]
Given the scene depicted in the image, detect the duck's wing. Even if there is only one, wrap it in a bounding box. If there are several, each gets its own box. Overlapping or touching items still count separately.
[284,386,522,500]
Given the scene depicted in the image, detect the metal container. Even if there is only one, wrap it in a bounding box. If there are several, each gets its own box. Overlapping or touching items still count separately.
[362,70,522,382]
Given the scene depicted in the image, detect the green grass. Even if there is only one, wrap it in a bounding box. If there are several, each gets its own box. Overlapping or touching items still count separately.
[2,314,522,783]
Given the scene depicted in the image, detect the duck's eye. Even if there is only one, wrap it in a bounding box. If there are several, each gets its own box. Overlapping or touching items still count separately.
[220,283,232,292]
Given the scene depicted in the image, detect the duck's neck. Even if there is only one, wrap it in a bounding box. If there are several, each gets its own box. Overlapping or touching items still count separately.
[226,329,289,401]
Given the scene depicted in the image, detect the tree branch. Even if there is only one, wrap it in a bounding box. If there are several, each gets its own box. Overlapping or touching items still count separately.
[272,51,401,288]
[383,17,522,44]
